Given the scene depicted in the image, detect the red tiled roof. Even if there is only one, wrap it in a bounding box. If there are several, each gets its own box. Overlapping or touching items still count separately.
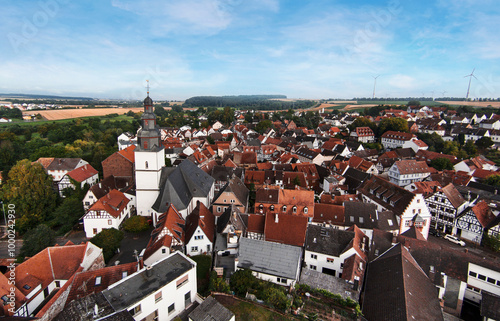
[117,145,135,162]
[185,202,216,243]
[67,164,98,182]
[381,131,414,141]
[247,213,265,234]
[313,204,344,224]
[66,262,138,302]
[264,213,308,247]
[471,200,497,228]
[88,189,130,218]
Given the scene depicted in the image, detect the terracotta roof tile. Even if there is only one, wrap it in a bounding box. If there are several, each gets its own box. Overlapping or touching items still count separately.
[264,213,308,247]
[67,164,98,182]
[88,189,130,218]
[117,145,136,163]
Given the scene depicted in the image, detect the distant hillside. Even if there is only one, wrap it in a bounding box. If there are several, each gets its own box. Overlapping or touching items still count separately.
[0,93,94,100]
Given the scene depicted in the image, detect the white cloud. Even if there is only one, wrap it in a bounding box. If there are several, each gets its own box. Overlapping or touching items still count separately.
[388,74,416,90]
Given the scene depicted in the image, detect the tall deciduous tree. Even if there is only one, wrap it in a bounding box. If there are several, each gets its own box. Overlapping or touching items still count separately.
[377,118,409,136]
[19,224,55,258]
[1,159,57,233]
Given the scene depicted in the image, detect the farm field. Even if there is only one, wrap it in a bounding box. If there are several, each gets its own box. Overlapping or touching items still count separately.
[437,101,500,108]
[22,106,197,121]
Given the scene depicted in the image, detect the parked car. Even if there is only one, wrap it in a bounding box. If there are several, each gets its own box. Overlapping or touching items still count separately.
[429,228,442,237]
[444,234,466,246]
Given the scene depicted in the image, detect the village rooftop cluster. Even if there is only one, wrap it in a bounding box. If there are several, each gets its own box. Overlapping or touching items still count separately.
[1,96,500,321]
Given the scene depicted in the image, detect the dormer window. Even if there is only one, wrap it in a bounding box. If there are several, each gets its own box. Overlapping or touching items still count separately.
[293,206,297,213]
[270,205,274,211]
[304,207,308,214]
[282,205,287,212]
[95,276,102,286]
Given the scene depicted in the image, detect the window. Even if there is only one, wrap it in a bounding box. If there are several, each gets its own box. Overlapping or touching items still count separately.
[231,199,235,203]
[162,248,166,254]
[310,265,317,270]
[217,206,221,212]
[1,295,8,305]
[168,303,175,315]
[194,235,204,240]
[176,275,189,289]
[129,304,141,316]
[359,217,364,224]
[350,216,354,223]
[310,254,317,259]
[95,276,101,286]
[155,291,162,303]
[108,220,113,225]
[191,246,198,252]
[277,277,287,284]
[224,199,227,203]
[85,201,90,206]
[270,205,274,211]
[122,271,128,278]
[293,206,297,213]
[93,228,98,235]
[478,274,487,281]
[282,205,287,212]
[340,263,344,269]
[487,277,496,284]
[327,258,334,263]
[304,207,308,214]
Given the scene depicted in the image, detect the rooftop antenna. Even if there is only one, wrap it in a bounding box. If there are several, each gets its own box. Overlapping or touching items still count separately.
[372,75,379,99]
[146,79,150,97]
[465,68,476,101]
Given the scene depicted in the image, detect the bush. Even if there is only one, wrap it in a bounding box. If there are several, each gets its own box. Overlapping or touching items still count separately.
[122,215,149,233]
[262,287,290,312]
[90,228,124,263]
[208,271,230,293]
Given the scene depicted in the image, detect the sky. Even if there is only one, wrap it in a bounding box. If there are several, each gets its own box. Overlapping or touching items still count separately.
[1,0,499,100]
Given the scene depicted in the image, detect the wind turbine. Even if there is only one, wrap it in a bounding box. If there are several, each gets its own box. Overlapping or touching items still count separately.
[465,68,477,101]
[372,75,379,99]
[441,90,447,97]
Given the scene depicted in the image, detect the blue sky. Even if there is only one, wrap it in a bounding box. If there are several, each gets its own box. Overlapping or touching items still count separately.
[1,0,499,100]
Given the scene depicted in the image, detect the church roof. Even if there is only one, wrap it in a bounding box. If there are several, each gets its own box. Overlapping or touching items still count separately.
[152,159,214,213]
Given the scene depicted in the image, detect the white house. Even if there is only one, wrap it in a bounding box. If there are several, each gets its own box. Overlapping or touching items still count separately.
[455,200,498,245]
[36,157,88,182]
[380,131,417,150]
[304,225,369,282]
[58,164,99,196]
[424,183,468,234]
[117,132,137,150]
[102,252,198,321]
[466,262,500,305]
[83,189,131,238]
[388,160,432,187]
[184,202,215,256]
[237,237,302,287]
[350,127,375,143]
[142,204,185,266]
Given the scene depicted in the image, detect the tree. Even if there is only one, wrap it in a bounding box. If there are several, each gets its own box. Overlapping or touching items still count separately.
[0,159,57,233]
[262,287,290,311]
[19,224,55,258]
[90,228,124,263]
[464,140,478,157]
[483,174,500,187]
[408,100,421,107]
[293,175,301,187]
[230,269,257,296]
[476,137,494,150]
[377,118,408,136]
[255,120,273,134]
[171,105,183,113]
[122,216,149,233]
[350,117,376,132]
[430,157,454,171]
[50,196,85,234]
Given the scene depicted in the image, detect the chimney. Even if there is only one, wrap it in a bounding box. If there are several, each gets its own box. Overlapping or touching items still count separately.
[145,265,153,277]
[99,183,101,188]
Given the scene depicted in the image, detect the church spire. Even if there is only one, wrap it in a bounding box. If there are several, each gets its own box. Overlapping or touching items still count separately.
[137,81,161,151]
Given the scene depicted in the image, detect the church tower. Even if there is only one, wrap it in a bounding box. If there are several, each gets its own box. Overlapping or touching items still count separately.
[135,82,165,218]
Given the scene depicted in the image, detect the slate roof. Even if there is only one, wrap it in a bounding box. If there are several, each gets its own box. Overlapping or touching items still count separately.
[153,159,214,213]
[362,244,444,321]
[103,252,195,311]
[481,291,500,320]
[188,296,234,321]
[46,158,84,171]
[358,176,416,216]
[305,225,356,257]
[237,237,302,280]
